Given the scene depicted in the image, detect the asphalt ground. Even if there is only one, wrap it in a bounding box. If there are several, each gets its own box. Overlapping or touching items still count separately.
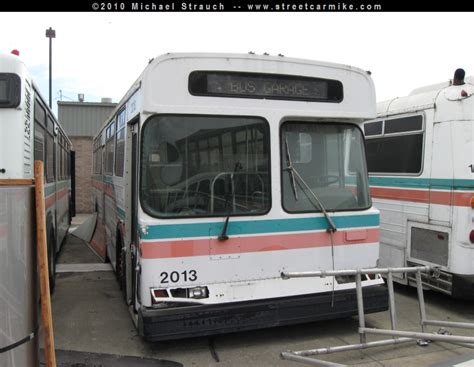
[46,216,474,367]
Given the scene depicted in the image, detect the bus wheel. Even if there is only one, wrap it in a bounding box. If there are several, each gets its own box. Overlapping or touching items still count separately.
[48,231,56,294]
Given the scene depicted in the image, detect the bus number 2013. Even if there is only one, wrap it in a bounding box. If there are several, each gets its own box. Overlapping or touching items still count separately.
[160,270,197,283]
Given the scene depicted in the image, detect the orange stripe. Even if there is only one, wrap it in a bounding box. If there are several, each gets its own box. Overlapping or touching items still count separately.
[45,187,69,209]
[371,187,472,207]
[140,228,379,259]
[371,187,429,203]
[90,219,107,260]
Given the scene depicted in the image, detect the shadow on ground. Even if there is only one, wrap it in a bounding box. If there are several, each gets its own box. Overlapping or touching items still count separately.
[40,349,183,367]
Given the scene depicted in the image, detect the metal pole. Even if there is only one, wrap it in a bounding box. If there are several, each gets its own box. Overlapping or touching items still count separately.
[49,37,52,108]
[45,27,56,109]
[387,271,398,332]
[415,270,427,332]
[281,352,346,367]
[361,327,474,344]
[355,273,366,343]
[292,337,413,357]
[424,319,474,330]
[281,266,431,279]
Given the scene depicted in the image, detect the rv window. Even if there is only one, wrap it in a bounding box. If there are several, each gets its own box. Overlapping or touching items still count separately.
[364,120,383,136]
[384,115,423,134]
[366,133,423,174]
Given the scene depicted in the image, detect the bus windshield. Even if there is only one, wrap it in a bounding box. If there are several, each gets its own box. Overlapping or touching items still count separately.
[141,115,270,218]
[281,122,370,212]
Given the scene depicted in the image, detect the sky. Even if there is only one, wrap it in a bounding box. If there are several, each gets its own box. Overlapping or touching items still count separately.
[0,12,472,116]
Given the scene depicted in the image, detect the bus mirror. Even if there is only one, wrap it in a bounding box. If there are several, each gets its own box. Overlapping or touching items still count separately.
[158,142,183,186]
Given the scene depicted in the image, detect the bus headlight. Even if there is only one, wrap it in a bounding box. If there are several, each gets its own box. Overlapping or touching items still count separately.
[187,286,208,299]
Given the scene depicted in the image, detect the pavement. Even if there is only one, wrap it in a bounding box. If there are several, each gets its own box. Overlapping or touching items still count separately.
[46,214,474,367]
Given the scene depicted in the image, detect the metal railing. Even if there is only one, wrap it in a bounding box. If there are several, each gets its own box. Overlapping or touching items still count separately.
[280,266,474,367]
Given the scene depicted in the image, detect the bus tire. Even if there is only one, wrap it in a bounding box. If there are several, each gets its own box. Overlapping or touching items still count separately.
[48,231,56,294]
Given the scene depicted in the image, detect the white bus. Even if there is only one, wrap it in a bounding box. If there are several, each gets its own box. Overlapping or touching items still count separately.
[364,73,474,298]
[91,53,387,340]
[0,50,72,366]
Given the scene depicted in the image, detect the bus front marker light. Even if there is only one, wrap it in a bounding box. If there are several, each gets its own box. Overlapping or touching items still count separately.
[470,197,474,209]
[470,230,474,244]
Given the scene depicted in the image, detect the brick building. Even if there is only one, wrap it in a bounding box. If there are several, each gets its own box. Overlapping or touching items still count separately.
[58,99,117,213]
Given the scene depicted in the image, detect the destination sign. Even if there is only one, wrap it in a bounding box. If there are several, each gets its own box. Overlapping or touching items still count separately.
[189,71,343,102]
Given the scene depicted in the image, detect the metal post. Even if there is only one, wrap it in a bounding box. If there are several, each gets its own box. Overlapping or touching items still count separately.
[281,352,346,367]
[415,270,427,332]
[45,27,56,109]
[387,271,397,332]
[355,273,366,344]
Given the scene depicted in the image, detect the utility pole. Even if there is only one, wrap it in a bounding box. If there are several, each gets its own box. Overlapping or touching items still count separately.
[45,27,56,109]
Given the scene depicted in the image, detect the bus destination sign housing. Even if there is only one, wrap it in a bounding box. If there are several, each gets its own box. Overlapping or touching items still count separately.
[189,71,343,102]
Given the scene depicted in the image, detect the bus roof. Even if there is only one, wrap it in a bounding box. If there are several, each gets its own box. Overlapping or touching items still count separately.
[0,51,72,146]
[96,52,376,137]
[377,75,474,117]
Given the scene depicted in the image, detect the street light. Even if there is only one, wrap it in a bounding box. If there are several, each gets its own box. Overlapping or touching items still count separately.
[45,27,56,109]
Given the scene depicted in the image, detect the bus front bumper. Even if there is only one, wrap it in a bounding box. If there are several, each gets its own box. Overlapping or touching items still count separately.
[138,285,388,341]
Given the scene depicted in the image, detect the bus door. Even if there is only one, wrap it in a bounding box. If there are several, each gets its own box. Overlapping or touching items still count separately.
[100,143,106,222]
[126,119,139,306]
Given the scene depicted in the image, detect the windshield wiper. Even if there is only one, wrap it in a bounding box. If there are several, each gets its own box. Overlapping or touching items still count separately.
[284,138,337,233]
[284,138,298,201]
[218,162,242,241]
[218,215,230,241]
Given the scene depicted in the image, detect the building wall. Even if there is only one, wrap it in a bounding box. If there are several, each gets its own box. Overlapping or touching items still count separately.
[58,102,117,137]
[58,101,117,214]
[71,137,93,213]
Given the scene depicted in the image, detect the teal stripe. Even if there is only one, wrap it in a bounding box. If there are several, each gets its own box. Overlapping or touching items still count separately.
[92,175,114,184]
[142,214,379,240]
[369,177,474,191]
[117,206,125,219]
[44,180,70,197]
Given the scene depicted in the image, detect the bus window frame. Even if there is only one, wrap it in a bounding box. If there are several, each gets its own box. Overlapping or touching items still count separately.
[114,107,126,177]
[104,119,116,176]
[280,120,372,214]
[365,113,425,177]
[139,113,273,220]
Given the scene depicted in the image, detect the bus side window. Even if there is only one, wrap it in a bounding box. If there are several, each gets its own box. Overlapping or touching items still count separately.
[105,122,115,175]
[34,123,44,162]
[46,133,54,182]
[34,98,46,166]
